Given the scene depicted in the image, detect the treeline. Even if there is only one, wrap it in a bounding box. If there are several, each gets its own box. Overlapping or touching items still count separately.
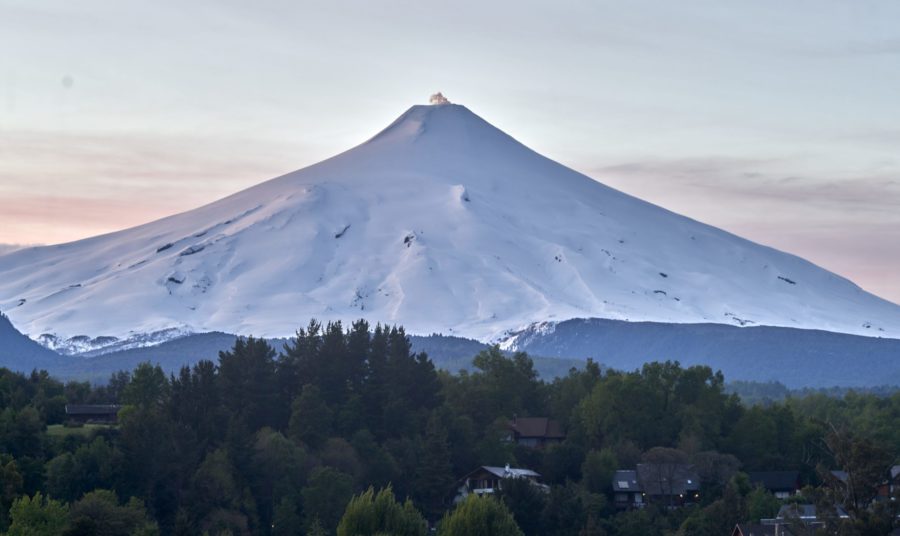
[726,380,900,407]
[0,319,897,535]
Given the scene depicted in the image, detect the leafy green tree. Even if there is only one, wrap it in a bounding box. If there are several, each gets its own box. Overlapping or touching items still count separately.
[320,438,363,482]
[577,362,737,452]
[437,494,523,536]
[271,497,303,536]
[581,448,617,494]
[470,347,543,422]
[539,483,585,536]
[65,489,159,536]
[307,516,328,536]
[351,430,400,490]
[46,438,121,503]
[250,428,308,529]
[609,507,671,536]
[745,486,780,523]
[724,406,778,470]
[819,424,895,519]
[676,476,746,536]
[337,486,427,536]
[690,450,740,500]
[44,453,77,502]
[496,477,545,536]
[540,442,584,485]
[547,360,601,432]
[187,448,250,534]
[122,363,169,409]
[288,384,332,450]
[413,414,455,520]
[7,492,68,536]
[0,456,24,530]
[0,407,44,460]
[302,467,354,534]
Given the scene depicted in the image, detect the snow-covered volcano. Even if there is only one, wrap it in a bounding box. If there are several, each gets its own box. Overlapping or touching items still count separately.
[1,101,898,346]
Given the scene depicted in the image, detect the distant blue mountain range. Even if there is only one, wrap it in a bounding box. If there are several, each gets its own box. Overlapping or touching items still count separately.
[1,313,897,388]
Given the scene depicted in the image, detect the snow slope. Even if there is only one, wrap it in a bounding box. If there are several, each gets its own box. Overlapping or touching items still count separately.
[0,102,898,345]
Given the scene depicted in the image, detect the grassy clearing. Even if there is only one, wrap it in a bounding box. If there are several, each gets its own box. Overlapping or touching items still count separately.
[46,423,117,437]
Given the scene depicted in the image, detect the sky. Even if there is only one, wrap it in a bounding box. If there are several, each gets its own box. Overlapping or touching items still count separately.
[1,0,898,304]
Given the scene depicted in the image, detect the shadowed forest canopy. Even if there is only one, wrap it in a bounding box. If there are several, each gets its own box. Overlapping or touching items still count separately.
[0,319,897,535]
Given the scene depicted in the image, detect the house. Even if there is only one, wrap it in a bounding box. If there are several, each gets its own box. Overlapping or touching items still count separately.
[747,471,800,499]
[455,464,546,503]
[637,462,700,507]
[612,464,700,509]
[507,417,565,448]
[613,470,644,509]
[731,523,778,536]
[65,404,121,424]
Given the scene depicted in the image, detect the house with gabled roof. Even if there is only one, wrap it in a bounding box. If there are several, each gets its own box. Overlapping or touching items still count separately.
[613,469,643,509]
[612,464,700,509]
[455,464,547,503]
[507,417,565,448]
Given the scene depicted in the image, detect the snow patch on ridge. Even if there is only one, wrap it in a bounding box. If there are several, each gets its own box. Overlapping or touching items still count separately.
[36,327,193,357]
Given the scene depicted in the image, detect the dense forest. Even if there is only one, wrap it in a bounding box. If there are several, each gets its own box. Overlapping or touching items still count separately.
[0,319,897,535]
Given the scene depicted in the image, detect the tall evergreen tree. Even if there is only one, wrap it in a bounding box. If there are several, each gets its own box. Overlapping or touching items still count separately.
[414,413,455,520]
[288,384,333,450]
[218,337,277,432]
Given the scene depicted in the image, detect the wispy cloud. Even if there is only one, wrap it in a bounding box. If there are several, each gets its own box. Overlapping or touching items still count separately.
[0,129,313,244]
[593,157,900,214]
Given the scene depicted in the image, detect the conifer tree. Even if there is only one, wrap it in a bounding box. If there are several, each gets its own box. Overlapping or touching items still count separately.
[414,413,455,520]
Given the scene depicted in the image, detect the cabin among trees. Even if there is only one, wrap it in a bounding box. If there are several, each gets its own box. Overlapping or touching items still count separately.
[507,416,565,448]
[454,465,545,503]
[747,471,800,500]
[612,463,700,509]
[64,404,121,424]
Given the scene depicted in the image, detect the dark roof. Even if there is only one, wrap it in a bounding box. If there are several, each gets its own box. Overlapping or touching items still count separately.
[747,471,800,491]
[612,470,639,492]
[65,404,121,415]
[635,463,699,496]
[509,417,565,439]
[733,523,778,536]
